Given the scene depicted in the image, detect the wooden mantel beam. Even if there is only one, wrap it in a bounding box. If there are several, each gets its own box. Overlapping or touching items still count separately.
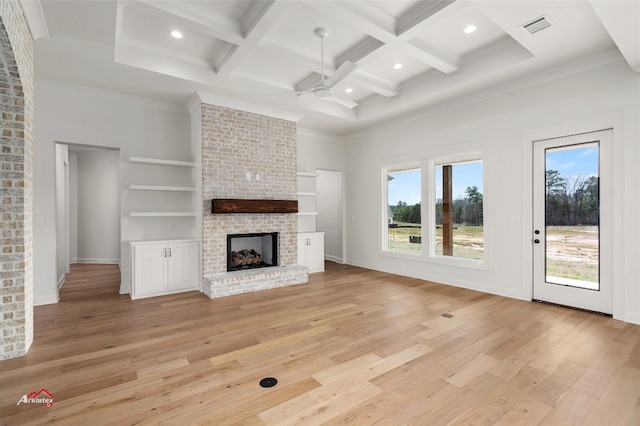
[211,199,298,214]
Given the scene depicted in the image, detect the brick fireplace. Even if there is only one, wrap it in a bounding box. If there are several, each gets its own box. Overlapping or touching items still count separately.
[194,97,307,298]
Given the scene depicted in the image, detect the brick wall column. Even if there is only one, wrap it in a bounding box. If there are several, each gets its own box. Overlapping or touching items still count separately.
[0,0,34,360]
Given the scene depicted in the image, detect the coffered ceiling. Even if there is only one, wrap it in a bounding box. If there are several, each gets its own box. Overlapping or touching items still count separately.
[32,0,639,135]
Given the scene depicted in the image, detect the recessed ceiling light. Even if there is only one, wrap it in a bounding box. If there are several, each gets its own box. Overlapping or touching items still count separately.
[345,88,353,93]
[171,30,183,39]
[393,63,403,70]
[464,25,476,34]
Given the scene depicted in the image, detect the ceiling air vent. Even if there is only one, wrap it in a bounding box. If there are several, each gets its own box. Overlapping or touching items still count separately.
[522,15,552,35]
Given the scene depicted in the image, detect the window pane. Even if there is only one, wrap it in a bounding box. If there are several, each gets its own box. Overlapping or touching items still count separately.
[545,143,599,289]
[387,168,421,252]
[434,161,483,260]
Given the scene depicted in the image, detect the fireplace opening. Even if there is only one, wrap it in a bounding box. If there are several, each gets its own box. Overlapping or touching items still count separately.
[227,232,278,272]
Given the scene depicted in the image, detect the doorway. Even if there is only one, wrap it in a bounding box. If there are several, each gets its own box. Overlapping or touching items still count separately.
[532,130,613,314]
[55,143,121,291]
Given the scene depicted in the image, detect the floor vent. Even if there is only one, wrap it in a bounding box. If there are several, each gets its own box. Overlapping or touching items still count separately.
[522,15,552,35]
[533,299,611,317]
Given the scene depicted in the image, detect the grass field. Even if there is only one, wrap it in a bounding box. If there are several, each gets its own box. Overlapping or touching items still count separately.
[388,224,598,282]
[545,226,598,283]
[388,224,483,260]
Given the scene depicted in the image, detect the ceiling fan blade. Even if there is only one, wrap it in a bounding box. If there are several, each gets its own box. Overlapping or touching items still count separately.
[326,92,358,109]
[325,61,357,88]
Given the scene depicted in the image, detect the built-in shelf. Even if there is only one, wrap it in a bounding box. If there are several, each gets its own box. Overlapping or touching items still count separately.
[129,185,196,192]
[130,212,197,217]
[129,157,195,168]
[297,171,319,230]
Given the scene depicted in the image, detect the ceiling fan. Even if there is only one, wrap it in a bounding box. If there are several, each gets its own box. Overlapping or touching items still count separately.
[296,28,358,109]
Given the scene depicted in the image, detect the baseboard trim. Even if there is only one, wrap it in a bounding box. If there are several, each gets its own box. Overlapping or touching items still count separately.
[324,254,344,264]
[74,258,120,264]
[57,274,65,290]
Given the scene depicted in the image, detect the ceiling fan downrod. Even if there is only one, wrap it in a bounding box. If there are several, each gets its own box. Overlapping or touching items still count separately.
[313,27,331,97]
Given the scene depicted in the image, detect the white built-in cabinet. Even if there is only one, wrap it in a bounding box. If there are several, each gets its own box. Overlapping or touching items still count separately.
[130,239,200,299]
[297,171,324,272]
[121,155,201,298]
[298,232,325,273]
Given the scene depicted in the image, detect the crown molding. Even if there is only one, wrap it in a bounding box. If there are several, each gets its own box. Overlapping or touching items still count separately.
[188,91,303,122]
[19,0,49,40]
[296,127,346,141]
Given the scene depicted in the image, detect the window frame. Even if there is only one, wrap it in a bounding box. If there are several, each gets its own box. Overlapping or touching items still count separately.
[380,147,491,271]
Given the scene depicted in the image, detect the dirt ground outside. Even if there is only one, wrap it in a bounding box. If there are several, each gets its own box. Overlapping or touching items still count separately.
[388,225,598,282]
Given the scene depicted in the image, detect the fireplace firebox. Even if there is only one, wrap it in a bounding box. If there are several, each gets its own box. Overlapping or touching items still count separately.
[227,232,278,272]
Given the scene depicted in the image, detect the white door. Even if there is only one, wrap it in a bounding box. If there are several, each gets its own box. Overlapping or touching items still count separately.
[533,130,612,314]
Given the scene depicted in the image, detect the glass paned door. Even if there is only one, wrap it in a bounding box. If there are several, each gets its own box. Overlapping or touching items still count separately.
[533,130,612,314]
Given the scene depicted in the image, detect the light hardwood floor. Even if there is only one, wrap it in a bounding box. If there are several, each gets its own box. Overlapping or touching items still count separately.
[1,262,638,425]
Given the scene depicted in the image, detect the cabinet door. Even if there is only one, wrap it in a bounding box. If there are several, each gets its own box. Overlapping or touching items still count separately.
[167,241,200,291]
[306,233,325,273]
[132,243,166,297]
[297,235,307,266]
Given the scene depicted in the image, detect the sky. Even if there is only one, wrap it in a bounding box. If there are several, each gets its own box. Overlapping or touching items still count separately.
[545,143,599,180]
[388,162,483,206]
[387,143,598,206]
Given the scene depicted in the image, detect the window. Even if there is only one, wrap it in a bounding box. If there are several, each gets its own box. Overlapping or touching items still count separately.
[382,150,485,266]
[385,165,421,253]
[434,160,484,260]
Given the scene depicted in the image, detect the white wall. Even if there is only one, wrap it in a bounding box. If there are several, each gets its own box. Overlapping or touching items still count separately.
[344,59,640,324]
[34,80,191,305]
[75,149,120,263]
[317,170,343,262]
[297,129,346,173]
[297,129,346,261]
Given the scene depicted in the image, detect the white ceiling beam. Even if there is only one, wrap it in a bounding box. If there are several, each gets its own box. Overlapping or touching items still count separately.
[589,0,640,73]
[405,35,460,74]
[261,38,337,74]
[396,0,455,37]
[336,37,385,66]
[116,36,213,69]
[304,1,459,74]
[314,1,397,41]
[352,69,399,97]
[298,96,357,120]
[295,73,323,92]
[217,1,293,77]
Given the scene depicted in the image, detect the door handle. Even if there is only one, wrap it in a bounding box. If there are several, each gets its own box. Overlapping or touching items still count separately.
[534,239,540,244]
